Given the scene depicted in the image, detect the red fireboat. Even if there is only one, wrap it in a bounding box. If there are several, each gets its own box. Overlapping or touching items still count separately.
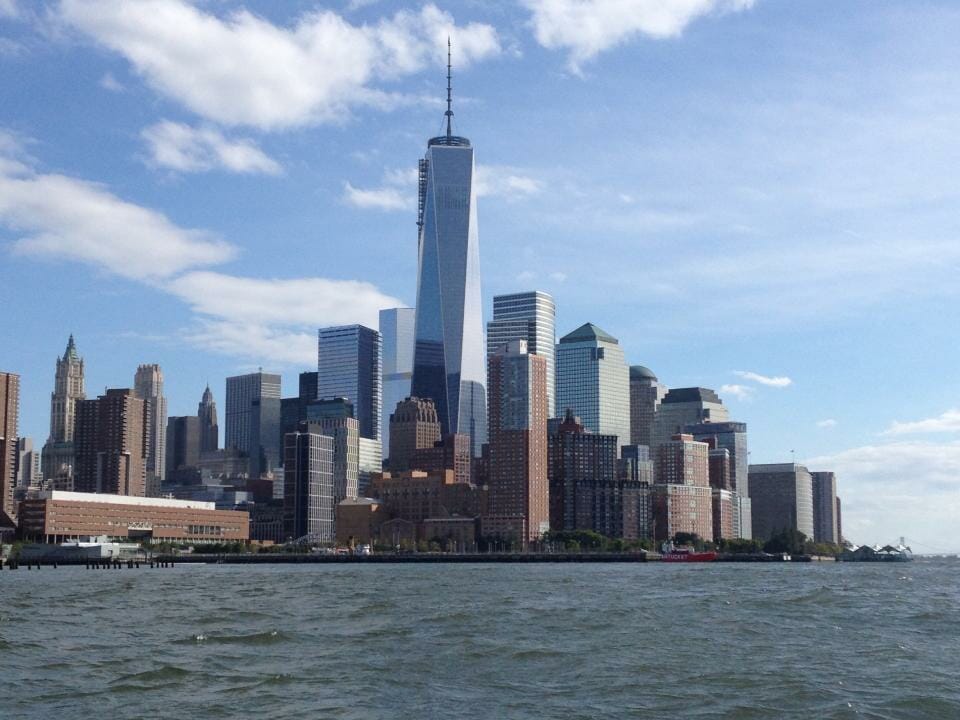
[660,543,718,562]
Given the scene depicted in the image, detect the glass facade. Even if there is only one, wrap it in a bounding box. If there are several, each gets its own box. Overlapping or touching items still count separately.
[317,325,382,441]
[554,324,630,453]
[411,137,486,456]
[487,291,556,417]
[225,372,281,478]
[379,307,415,452]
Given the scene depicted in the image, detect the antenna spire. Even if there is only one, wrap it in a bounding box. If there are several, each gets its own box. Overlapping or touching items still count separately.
[445,37,453,139]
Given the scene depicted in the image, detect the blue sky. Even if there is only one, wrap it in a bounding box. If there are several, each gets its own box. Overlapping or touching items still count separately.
[1,0,959,551]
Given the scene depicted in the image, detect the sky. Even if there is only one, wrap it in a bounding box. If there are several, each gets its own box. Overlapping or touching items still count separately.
[1,0,959,552]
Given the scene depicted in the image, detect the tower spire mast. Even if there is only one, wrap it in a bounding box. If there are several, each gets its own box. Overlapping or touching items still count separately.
[445,37,453,139]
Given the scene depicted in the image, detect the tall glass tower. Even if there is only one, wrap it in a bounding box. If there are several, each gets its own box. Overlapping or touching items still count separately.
[411,41,486,456]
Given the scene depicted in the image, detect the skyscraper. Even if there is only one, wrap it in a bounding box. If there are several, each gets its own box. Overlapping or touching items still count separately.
[686,420,751,540]
[134,363,167,496]
[0,371,19,522]
[16,437,42,489]
[487,291,556,417]
[653,388,730,452]
[225,372,281,478]
[380,307,415,455]
[42,335,85,483]
[629,365,666,448]
[748,463,814,541]
[554,323,630,452]
[652,434,713,542]
[317,324,382,441]
[304,401,360,503]
[283,422,334,542]
[388,397,441,472]
[410,43,486,456]
[74,388,149,496]
[166,415,201,477]
[486,340,549,543]
[198,384,219,453]
[811,471,839,544]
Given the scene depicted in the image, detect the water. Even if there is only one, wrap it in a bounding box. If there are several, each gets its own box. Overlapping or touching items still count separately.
[2,560,958,719]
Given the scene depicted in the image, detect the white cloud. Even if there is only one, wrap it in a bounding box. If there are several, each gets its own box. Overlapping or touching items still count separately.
[719,383,753,401]
[343,181,411,211]
[142,120,282,175]
[733,370,793,388]
[817,419,838,428]
[99,72,123,92]
[169,271,403,365]
[0,136,234,280]
[806,441,960,552]
[516,270,537,283]
[474,165,543,199]
[523,0,757,68]
[56,0,500,129]
[883,409,960,436]
[344,163,541,212]
[0,0,17,19]
[549,271,567,282]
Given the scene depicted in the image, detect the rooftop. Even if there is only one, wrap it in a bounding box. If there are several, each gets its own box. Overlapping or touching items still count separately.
[559,322,619,345]
[630,365,658,381]
[42,490,216,511]
[662,387,722,405]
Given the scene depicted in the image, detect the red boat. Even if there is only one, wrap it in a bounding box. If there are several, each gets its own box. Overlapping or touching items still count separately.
[661,544,718,562]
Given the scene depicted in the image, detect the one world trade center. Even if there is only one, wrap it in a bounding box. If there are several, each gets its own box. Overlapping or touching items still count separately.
[411,41,487,456]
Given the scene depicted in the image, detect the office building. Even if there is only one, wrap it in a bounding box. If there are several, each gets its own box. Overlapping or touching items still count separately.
[198,384,219,453]
[317,325,382,441]
[555,323,630,452]
[407,433,472,485]
[654,388,730,452]
[283,422,335,542]
[280,371,322,439]
[358,436,383,496]
[836,496,843,544]
[686,420,750,539]
[487,291,556,417]
[712,488,737,543]
[166,416,201,477]
[748,463,814,541]
[388,397,442,473]
[708,447,732,490]
[16,437,42,488]
[811,471,840,544]
[134,364,167,496]
[380,308,415,455]
[410,46,486,456]
[19,491,249,542]
[486,340,549,543]
[42,335,85,484]
[73,388,149,497]
[1,371,19,522]
[629,365,666,449]
[225,372,281,478]
[303,408,359,503]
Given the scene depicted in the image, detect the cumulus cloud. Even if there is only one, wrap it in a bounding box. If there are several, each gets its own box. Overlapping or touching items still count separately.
[523,0,757,68]
[882,409,960,436]
[1,131,403,366]
[56,0,500,129]
[817,418,838,428]
[806,441,960,551]
[142,120,282,175]
[168,271,403,365]
[733,370,793,388]
[719,383,753,401]
[474,165,543,199]
[0,135,234,280]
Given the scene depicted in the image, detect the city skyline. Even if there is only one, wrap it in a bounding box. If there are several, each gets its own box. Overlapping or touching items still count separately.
[1,1,959,551]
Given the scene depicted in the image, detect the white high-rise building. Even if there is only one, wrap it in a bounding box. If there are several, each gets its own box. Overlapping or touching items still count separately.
[555,323,631,453]
[378,307,415,455]
[134,364,167,496]
[487,291,556,418]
